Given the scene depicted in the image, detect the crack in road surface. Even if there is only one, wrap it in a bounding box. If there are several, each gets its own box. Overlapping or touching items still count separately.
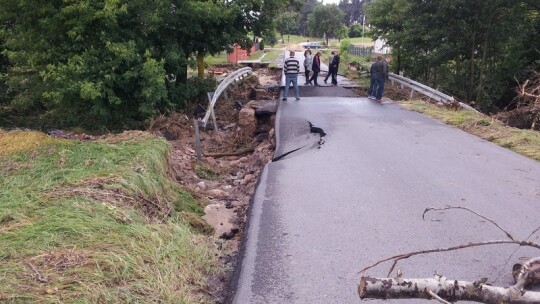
[272,121,327,162]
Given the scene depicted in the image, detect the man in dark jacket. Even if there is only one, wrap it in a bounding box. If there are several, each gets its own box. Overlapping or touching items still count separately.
[331,51,340,86]
[368,56,388,102]
[309,51,322,86]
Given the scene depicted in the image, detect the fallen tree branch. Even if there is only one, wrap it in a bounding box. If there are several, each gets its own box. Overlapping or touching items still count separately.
[204,147,255,158]
[423,206,515,241]
[359,240,540,277]
[23,262,48,283]
[358,275,540,303]
[359,206,540,303]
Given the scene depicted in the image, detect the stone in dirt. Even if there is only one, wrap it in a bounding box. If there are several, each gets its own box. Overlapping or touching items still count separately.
[207,189,228,198]
[238,107,257,135]
[197,181,206,190]
[252,100,278,115]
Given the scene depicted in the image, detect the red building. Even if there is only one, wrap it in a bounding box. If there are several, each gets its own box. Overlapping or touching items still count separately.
[227,43,259,64]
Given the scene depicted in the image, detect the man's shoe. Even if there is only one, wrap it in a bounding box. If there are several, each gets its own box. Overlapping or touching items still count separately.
[296,97,300,101]
[368,95,375,99]
[282,98,287,101]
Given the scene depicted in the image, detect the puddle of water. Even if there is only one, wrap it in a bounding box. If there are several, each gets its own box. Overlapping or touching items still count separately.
[203,203,236,237]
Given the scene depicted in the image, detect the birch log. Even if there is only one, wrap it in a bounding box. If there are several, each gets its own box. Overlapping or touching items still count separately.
[358,276,540,303]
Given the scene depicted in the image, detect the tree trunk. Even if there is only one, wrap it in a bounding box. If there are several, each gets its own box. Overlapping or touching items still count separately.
[197,52,205,79]
[325,32,329,47]
[359,276,540,303]
[467,26,477,102]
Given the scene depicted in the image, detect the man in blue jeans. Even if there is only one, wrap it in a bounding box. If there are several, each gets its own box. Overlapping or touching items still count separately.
[283,51,300,101]
[368,56,388,102]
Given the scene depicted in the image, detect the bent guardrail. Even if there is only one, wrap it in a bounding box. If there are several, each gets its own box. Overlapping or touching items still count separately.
[389,73,454,104]
[202,67,253,128]
[388,73,482,114]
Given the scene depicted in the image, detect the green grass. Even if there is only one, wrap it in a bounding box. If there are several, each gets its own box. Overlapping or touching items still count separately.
[347,37,372,44]
[247,50,265,60]
[273,35,319,47]
[205,53,228,66]
[261,50,281,63]
[0,131,219,303]
[399,101,540,161]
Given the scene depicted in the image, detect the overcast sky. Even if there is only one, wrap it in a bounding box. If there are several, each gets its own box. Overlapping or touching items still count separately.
[321,0,340,4]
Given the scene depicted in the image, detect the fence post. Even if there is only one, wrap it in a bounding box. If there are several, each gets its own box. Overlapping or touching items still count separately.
[194,119,202,160]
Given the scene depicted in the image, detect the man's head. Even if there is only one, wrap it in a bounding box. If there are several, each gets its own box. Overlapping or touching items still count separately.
[289,51,295,57]
[316,51,322,56]
[377,55,382,61]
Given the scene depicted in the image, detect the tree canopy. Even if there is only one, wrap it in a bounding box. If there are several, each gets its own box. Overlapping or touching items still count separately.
[307,4,345,45]
[0,0,290,130]
[275,12,299,42]
[366,0,540,112]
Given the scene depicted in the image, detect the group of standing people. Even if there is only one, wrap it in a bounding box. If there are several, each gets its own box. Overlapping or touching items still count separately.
[303,49,340,86]
[283,50,390,103]
[282,49,341,101]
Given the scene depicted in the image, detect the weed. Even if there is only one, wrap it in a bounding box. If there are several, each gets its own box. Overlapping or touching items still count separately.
[0,131,219,303]
[194,163,222,180]
[399,100,540,161]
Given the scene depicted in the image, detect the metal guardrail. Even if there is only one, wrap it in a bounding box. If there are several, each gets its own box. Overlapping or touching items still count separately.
[389,73,454,104]
[202,67,253,128]
[388,73,482,114]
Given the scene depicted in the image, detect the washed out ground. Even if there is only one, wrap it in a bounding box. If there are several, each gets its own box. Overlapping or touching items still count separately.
[6,40,537,302]
[148,67,284,301]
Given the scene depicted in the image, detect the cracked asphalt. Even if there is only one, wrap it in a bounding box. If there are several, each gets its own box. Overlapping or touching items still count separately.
[228,79,540,303]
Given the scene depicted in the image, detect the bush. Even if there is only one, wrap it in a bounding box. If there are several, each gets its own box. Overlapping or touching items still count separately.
[340,39,352,55]
[259,40,265,51]
[169,77,217,111]
[349,24,363,38]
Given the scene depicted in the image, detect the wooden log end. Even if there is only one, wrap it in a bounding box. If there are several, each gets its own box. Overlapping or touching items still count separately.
[358,276,369,299]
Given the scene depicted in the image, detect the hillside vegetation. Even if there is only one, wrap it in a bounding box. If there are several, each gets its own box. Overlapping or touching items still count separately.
[0,130,218,303]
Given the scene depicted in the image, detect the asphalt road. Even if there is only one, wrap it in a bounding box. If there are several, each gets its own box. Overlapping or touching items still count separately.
[229,89,540,303]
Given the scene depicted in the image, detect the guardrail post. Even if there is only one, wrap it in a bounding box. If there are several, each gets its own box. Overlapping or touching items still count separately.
[194,119,202,160]
[211,108,218,130]
[207,92,219,130]
[409,89,415,100]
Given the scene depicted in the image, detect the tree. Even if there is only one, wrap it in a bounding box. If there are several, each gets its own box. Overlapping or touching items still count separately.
[307,4,345,46]
[337,25,349,42]
[339,0,367,26]
[297,0,320,37]
[365,0,409,73]
[348,24,363,38]
[366,0,539,112]
[274,12,299,43]
[0,0,291,130]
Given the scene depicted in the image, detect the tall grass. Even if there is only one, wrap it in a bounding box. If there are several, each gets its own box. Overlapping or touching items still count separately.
[399,101,540,161]
[0,131,219,303]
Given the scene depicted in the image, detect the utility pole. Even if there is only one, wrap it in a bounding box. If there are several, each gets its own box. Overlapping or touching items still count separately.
[362,14,366,42]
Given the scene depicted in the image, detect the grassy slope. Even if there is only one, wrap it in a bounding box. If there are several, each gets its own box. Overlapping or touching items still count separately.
[398,101,540,161]
[0,130,218,303]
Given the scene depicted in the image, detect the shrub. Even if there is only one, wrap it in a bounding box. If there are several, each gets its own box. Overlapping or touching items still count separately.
[340,39,352,55]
